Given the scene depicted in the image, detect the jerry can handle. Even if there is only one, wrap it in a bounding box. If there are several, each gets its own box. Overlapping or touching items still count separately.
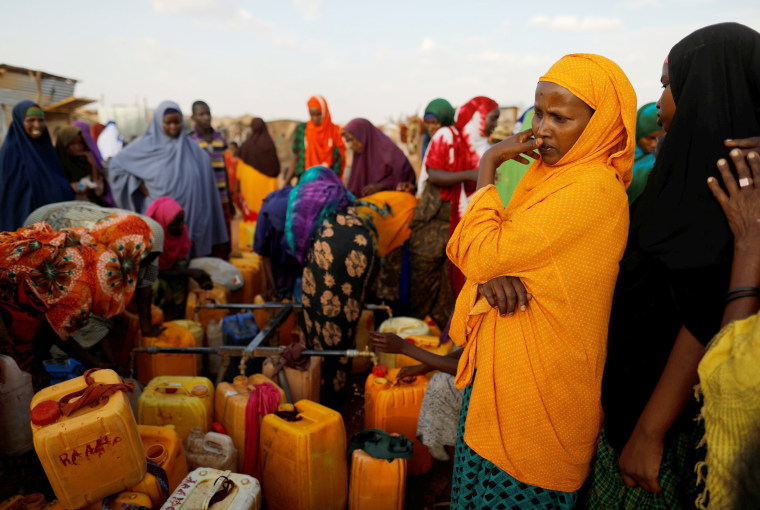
[201,471,233,510]
[203,438,224,455]
[58,369,134,416]
[155,381,190,395]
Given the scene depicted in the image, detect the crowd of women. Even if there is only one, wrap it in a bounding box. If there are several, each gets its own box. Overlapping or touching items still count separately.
[2,20,760,509]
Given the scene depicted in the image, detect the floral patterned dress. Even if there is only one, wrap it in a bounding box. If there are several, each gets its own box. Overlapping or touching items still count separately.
[299,207,376,397]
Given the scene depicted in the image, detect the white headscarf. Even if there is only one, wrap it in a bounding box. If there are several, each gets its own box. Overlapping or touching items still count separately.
[97,121,124,161]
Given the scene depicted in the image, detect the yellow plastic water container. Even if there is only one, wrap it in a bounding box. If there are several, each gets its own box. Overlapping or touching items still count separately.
[185,284,230,332]
[137,376,214,443]
[364,368,433,476]
[237,221,257,252]
[348,449,406,510]
[127,469,166,509]
[262,356,321,403]
[136,322,198,383]
[168,320,204,374]
[138,425,189,493]
[260,400,347,510]
[229,254,263,305]
[160,468,261,510]
[214,375,285,469]
[167,320,204,348]
[377,317,430,369]
[252,295,269,331]
[394,335,453,369]
[424,316,442,338]
[30,369,146,510]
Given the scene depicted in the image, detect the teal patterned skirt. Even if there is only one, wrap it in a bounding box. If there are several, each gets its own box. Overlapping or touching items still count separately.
[451,381,578,510]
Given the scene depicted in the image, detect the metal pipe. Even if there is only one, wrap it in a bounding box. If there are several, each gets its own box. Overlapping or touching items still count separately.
[131,345,375,358]
[277,370,293,404]
[194,302,393,316]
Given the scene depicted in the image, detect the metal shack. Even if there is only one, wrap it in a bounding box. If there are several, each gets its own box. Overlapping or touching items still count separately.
[0,64,94,144]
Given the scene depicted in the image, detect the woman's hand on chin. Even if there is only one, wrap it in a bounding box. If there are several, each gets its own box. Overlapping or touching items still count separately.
[483,128,542,168]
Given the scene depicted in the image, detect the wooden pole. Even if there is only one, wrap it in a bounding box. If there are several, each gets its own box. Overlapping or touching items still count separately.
[28,70,42,104]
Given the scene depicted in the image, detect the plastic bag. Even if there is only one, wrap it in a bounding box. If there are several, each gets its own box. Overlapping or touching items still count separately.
[189,257,244,291]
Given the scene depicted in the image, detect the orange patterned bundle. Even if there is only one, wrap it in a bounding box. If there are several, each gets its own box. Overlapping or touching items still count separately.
[0,214,153,339]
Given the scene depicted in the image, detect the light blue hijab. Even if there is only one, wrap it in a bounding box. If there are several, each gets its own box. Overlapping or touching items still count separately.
[109,100,228,257]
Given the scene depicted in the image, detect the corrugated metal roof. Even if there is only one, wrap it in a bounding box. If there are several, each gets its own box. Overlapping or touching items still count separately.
[0,64,77,83]
[41,78,75,103]
[0,89,26,104]
[0,69,76,105]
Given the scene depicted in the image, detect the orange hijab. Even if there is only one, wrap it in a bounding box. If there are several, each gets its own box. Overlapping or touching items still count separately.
[446,54,636,491]
[508,54,635,214]
[304,95,346,175]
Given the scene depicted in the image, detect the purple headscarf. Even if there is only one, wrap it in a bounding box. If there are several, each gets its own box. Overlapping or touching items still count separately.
[285,166,354,264]
[72,120,104,171]
[343,118,415,196]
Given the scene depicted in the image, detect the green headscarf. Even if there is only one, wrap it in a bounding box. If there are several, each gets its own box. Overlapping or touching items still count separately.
[424,98,455,127]
[635,102,660,141]
[25,105,45,118]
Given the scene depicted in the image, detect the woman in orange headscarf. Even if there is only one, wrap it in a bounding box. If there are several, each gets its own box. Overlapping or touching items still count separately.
[446,54,636,508]
[285,95,346,183]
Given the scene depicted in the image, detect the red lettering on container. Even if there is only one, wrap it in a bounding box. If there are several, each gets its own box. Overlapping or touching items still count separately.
[59,435,123,467]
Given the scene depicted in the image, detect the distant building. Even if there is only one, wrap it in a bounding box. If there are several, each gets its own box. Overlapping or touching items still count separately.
[0,64,94,144]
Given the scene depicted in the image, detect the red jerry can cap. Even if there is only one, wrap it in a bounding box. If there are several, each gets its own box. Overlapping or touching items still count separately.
[31,400,61,426]
[372,364,389,377]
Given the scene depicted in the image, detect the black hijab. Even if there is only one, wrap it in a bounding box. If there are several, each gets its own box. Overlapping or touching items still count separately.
[237,118,281,178]
[632,22,760,270]
[602,23,760,452]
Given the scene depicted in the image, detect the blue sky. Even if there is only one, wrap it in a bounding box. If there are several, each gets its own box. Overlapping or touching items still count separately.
[2,0,759,125]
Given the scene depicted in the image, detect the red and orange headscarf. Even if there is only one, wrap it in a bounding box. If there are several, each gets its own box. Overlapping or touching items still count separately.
[304,95,346,175]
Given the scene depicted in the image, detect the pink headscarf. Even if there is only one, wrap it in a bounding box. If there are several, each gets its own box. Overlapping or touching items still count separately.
[145,197,192,270]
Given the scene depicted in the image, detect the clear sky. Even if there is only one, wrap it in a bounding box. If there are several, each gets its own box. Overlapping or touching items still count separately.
[2,0,759,125]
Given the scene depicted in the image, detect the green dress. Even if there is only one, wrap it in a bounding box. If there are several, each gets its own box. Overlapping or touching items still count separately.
[494,109,535,207]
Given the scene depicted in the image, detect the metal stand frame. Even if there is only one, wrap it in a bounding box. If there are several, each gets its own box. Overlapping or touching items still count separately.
[131,301,381,386]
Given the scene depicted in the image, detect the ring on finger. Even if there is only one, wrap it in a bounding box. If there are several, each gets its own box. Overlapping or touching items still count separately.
[739,177,753,188]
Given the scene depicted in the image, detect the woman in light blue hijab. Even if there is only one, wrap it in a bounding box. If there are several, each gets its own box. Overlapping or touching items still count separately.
[109,101,228,257]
